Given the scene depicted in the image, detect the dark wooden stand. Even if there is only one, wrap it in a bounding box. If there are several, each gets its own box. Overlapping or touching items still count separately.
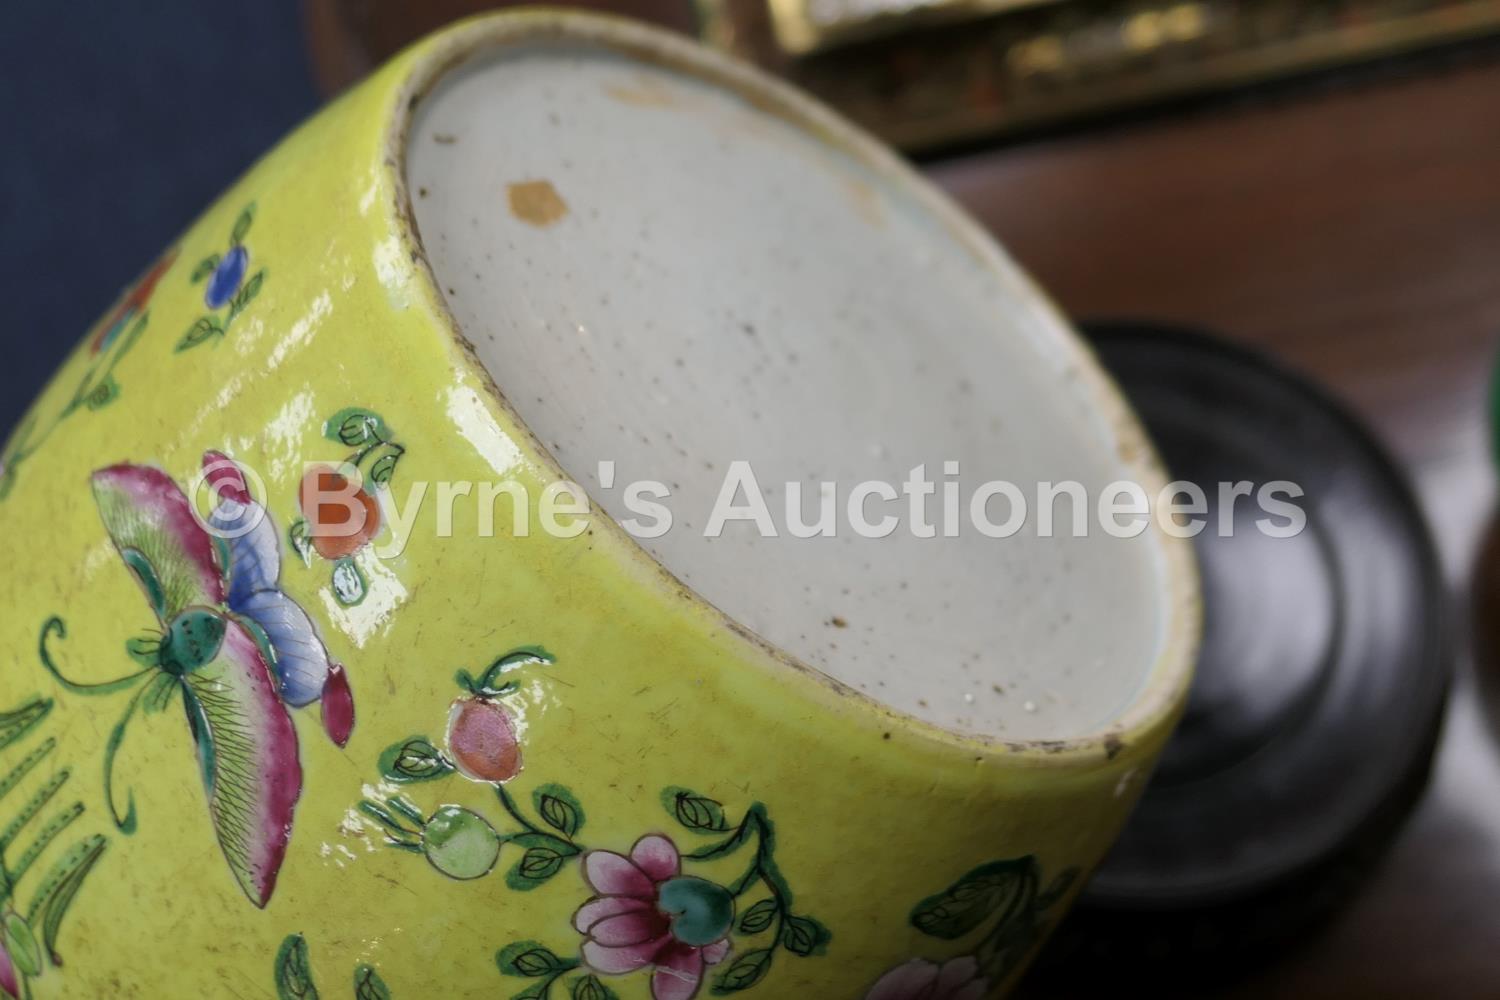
[927,58,1500,998]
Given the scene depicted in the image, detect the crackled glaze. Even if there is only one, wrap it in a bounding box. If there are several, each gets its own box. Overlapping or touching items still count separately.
[0,12,1196,999]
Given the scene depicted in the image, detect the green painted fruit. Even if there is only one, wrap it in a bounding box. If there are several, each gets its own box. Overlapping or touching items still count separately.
[657,876,734,947]
[422,805,501,880]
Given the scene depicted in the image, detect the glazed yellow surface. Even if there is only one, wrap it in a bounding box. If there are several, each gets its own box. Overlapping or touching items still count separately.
[0,13,1193,999]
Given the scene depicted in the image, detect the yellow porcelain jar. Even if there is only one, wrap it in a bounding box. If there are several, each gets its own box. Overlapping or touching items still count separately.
[0,11,1197,999]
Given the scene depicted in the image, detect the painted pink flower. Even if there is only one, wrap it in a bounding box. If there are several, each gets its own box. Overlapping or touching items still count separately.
[865,956,989,1000]
[575,835,734,1000]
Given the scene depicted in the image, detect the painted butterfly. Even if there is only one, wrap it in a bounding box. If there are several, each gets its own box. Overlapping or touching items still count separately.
[41,451,354,907]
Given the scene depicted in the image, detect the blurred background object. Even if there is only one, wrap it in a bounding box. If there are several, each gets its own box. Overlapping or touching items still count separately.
[0,2,319,442]
[1038,323,1449,991]
[929,59,1500,993]
[305,0,1500,151]
[304,0,699,93]
[704,0,1500,149]
[5,0,1500,995]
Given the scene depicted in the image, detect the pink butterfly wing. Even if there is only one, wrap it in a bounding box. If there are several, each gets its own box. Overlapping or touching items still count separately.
[91,464,226,620]
[181,618,302,907]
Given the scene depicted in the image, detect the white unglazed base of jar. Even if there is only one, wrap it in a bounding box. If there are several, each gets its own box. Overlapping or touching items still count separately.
[406,29,1175,741]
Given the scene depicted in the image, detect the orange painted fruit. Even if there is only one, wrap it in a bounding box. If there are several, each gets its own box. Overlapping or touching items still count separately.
[298,466,381,560]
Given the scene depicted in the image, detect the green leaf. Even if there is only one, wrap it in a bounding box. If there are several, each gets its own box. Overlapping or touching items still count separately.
[226,268,266,325]
[353,963,392,1000]
[0,773,67,869]
[504,834,580,890]
[8,800,81,886]
[28,833,106,966]
[518,847,566,881]
[781,914,830,957]
[176,315,224,352]
[368,448,402,488]
[288,518,314,566]
[84,374,120,411]
[909,856,1039,941]
[534,784,585,839]
[737,898,778,935]
[711,948,773,994]
[332,558,367,606]
[274,932,320,999]
[190,253,220,283]
[379,735,454,783]
[326,408,390,447]
[0,697,51,753]
[496,941,575,978]
[570,975,618,1000]
[4,912,41,977]
[665,788,729,832]
[1,769,69,852]
[231,203,255,245]
[0,738,55,811]
[0,743,54,821]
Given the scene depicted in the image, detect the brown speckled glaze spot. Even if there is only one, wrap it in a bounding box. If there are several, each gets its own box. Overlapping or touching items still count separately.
[507,180,569,227]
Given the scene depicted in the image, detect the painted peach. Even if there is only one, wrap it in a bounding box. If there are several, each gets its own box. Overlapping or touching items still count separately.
[298,466,381,560]
[446,697,522,783]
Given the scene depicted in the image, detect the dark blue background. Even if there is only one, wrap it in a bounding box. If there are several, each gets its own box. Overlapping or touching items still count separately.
[0,1,318,438]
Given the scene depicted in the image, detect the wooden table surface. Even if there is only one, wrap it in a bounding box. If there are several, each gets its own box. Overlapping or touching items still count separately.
[928,56,1500,999]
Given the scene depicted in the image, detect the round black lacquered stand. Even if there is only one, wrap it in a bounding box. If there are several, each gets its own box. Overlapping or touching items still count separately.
[1033,323,1450,990]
